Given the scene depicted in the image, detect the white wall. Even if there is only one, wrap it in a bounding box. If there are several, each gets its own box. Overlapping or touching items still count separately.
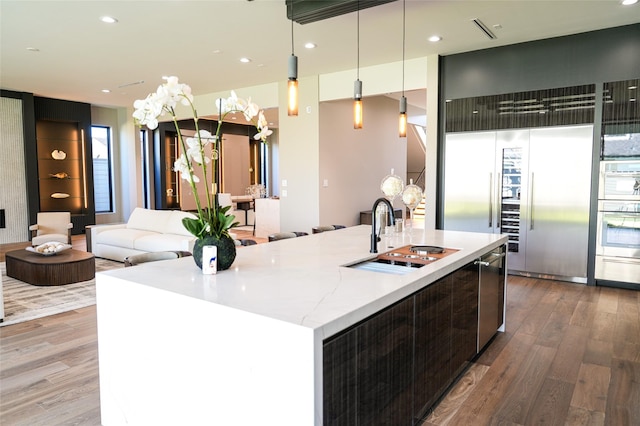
[277,76,320,234]
[319,96,407,227]
[424,54,439,229]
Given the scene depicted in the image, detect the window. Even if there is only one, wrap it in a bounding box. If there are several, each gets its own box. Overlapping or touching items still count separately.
[140,128,151,208]
[92,126,114,213]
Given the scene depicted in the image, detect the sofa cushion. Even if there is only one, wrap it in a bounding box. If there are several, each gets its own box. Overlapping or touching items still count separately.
[126,208,173,233]
[97,228,160,249]
[166,210,197,237]
[133,234,194,252]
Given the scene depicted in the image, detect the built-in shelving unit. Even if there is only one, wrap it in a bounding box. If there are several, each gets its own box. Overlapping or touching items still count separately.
[27,97,95,234]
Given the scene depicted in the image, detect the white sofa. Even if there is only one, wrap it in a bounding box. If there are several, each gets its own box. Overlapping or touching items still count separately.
[88,208,197,262]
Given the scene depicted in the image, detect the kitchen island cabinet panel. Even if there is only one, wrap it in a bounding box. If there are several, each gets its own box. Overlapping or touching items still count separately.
[414,275,452,419]
[323,327,357,426]
[357,297,414,425]
[323,297,414,426]
[451,262,480,378]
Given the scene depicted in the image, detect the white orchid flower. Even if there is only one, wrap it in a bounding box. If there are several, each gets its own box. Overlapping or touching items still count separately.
[243,98,260,121]
[174,154,198,182]
[188,147,210,165]
[227,91,243,111]
[254,126,273,141]
[185,136,210,165]
[257,111,268,129]
[132,94,163,129]
[156,76,193,110]
[197,130,216,144]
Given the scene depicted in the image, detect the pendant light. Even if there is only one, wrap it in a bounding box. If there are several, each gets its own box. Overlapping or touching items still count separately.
[288,1,299,116]
[353,1,363,129]
[399,0,407,137]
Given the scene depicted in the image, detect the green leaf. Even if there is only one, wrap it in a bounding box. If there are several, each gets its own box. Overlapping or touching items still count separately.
[182,217,207,238]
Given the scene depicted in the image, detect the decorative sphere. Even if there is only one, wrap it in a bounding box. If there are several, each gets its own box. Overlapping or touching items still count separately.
[380,169,404,200]
[402,182,423,210]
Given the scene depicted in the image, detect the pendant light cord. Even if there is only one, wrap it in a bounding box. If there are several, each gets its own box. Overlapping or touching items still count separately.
[402,0,405,96]
[357,0,360,80]
[291,2,295,55]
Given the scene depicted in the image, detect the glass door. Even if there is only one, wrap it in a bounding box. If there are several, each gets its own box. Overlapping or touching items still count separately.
[500,147,522,253]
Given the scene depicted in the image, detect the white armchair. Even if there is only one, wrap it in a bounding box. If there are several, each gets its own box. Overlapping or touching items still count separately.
[30,212,73,246]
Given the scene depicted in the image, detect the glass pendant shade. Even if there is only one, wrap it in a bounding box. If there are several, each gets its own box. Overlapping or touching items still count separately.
[288,54,298,116]
[288,79,298,116]
[399,113,407,137]
[354,100,363,129]
[354,79,363,129]
[399,96,407,137]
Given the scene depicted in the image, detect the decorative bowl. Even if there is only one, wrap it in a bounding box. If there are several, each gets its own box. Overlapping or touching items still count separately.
[26,242,72,256]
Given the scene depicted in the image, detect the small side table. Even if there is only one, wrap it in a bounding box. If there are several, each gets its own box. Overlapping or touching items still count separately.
[5,249,95,286]
[236,200,253,226]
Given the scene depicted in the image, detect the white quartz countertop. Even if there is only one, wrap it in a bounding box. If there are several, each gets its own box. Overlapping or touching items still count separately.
[98,226,507,340]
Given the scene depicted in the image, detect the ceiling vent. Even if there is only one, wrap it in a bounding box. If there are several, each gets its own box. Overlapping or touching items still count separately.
[286,0,396,25]
[472,18,497,40]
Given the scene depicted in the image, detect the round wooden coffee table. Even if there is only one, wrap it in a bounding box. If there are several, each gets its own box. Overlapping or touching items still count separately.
[5,249,95,286]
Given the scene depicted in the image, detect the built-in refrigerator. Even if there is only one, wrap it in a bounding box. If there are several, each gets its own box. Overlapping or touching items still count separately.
[444,125,594,283]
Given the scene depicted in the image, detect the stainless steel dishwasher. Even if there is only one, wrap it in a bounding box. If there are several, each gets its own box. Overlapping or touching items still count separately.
[476,244,507,352]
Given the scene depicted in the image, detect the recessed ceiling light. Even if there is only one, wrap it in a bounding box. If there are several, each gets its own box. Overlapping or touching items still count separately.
[101,89,111,93]
[26,47,40,52]
[100,16,118,24]
[304,42,317,49]
[629,85,638,90]
[212,49,222,54]
[428,35,442,42]
[240,57,251,63]
[621,0,638,5]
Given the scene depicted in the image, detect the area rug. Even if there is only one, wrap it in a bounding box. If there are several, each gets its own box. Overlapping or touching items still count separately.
[0,258,123,327]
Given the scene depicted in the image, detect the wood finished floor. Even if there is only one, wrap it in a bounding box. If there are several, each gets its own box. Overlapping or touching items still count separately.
[1,237,639,425]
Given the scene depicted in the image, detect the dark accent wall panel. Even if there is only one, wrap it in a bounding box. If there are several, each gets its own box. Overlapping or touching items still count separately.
[441,24,640,100]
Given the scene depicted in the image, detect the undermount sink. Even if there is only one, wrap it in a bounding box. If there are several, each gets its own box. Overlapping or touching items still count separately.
[346,245,454,275]
[348,258,429,275]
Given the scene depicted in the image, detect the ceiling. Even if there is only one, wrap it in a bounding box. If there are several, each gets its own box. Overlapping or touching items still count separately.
[1,0,638,115]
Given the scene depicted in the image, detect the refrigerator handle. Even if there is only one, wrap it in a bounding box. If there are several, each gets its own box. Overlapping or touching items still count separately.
[488,173,493,228]
[496,172,501,230]
[529,172,535,230]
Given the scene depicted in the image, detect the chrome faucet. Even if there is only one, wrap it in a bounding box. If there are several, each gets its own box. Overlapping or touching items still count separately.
[370,197,395,253]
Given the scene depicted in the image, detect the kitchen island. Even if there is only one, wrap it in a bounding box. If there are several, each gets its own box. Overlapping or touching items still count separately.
[96,225,507,425]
